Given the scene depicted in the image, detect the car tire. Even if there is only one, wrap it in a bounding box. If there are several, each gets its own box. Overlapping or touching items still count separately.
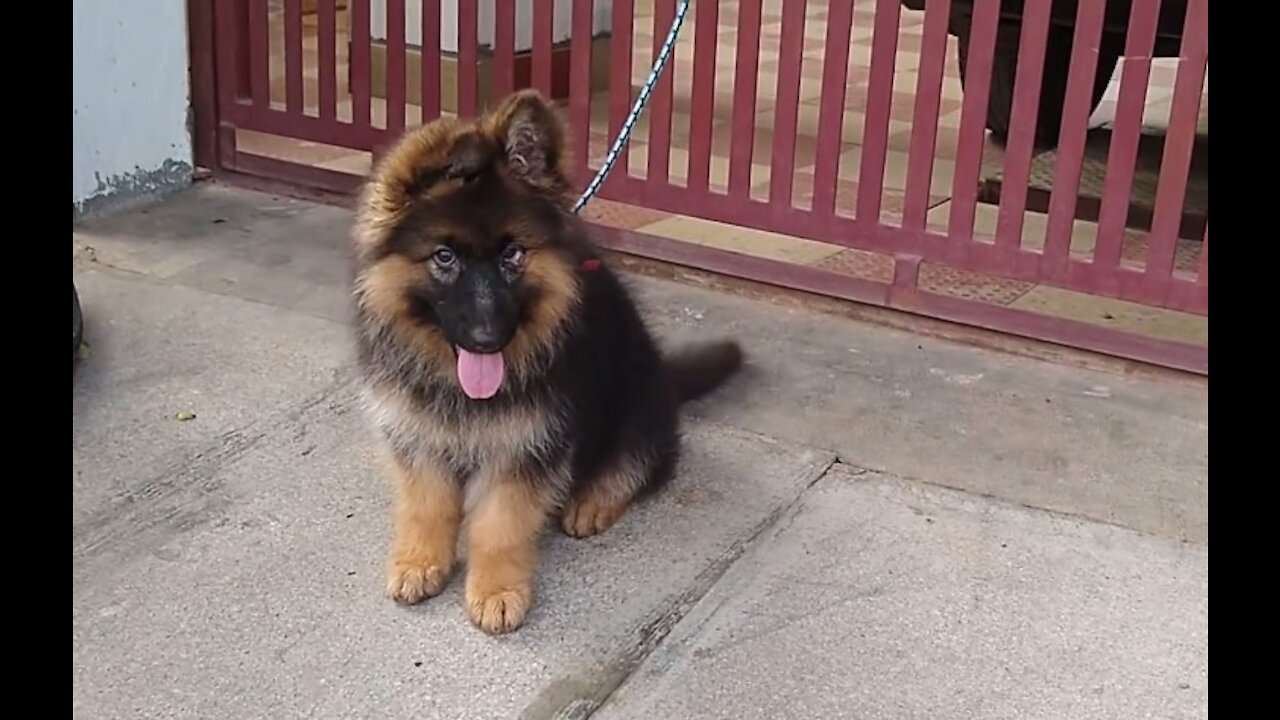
[957,23,1122,149]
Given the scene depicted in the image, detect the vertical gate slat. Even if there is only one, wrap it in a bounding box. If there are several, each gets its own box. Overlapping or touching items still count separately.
[1091,0,1162,272]
[421,0,442,122]
[212,0,247,168]
[608,0,636,180]
[494,0,517,98]
[993,0,1053,251]
[1040,0,1107,276]
[533,0,555,96]
[214,1,247,107]
[728,0,764,199]
[284,0,304,113]
[248,0,270,110]
[351,0,372,128]
[569,0,595,183]
[685,0,720,194]
[457,0,479,117]
[386,0,407,133]
[317,0,338,121]
[902,0,952,229]
[854,0,902,224]
[1144,0,1208,291]
[810,0,855,219]
[946,0,1001,242]
[646,0,677,187]
[768,0,808,209]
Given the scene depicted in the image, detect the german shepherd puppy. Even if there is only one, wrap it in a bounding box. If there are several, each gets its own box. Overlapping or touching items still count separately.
[350,90,743,634]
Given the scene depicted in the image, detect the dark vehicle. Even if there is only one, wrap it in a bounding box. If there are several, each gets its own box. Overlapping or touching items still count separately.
[902,0,1191,148]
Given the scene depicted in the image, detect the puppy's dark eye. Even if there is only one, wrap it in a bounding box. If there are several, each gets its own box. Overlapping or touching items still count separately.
[432,246,458,268]
[501,243,526,269]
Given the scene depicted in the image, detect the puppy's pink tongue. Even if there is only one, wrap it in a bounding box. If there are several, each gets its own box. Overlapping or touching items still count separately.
[456,349,505,400]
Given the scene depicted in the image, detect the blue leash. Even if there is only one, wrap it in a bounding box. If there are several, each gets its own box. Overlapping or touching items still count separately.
[571,0,693,214]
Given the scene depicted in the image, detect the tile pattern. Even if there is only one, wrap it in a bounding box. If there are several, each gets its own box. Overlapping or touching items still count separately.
[578,198,674,231]
[918,264,1037,306]
[238,1,1206,349]
[1120,232,1203,275]
[813,249,895,284]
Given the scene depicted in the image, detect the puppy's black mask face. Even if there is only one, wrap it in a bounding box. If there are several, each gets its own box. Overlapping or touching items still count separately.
[421,233,528,355]
[392,164,569,357]
[357,90,584,399]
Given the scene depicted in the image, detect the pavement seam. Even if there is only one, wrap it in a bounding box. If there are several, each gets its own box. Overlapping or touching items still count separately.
[829,460,1208,548]
[689,407,1203,547]
[75,259,356,328]
[523,452,840,720]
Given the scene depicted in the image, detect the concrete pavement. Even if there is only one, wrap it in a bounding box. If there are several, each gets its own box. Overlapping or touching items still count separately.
[595,467,1207,720]
[72,184,1208,719]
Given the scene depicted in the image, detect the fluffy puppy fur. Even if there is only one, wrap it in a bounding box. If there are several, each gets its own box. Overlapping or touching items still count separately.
[350,90,743,634]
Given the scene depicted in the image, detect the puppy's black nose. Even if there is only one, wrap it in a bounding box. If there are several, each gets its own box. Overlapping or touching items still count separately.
[464,325,504,353]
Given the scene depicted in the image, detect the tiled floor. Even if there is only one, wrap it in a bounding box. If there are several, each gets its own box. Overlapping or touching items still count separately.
[240,0,1207,349]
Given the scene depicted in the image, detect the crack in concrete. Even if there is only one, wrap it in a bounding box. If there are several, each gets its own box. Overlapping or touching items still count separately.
[520,453,839,720]
[833,458,1207,548]
[73,369,358,590]
[690,407,1193,544]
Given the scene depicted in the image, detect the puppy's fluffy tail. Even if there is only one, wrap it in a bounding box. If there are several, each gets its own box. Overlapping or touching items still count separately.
[665,340,745,403]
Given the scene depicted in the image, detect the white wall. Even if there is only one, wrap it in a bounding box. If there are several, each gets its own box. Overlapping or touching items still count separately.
[370,0,613,51]
[73,0,194,216]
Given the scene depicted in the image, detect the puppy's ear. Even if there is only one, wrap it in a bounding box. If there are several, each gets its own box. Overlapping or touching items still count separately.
[482,90,570,192]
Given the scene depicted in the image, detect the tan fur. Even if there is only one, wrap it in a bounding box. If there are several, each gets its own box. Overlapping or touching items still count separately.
[355,255,456,370]
[464,480,552,634]
[364,383,564,475]
[353,90,574,258]
[560,453,651,538]
[353,117,470,256]
[561,492,629,539]
[384,453,462,604]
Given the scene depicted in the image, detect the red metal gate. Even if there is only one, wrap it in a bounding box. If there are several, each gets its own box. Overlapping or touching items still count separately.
[194,0,1208,374]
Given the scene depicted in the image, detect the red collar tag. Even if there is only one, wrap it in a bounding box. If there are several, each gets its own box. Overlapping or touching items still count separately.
[580,258,602,272]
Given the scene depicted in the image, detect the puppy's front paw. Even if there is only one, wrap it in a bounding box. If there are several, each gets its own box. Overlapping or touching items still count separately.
[465,580,533,634]
[386,560,453,605]
[561,495,627,538]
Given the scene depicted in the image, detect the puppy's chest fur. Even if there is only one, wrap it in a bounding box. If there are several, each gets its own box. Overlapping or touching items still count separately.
[363,381,568,478]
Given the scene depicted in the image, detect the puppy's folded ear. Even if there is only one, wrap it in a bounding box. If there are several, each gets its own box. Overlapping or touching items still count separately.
[482,90,571,193]
[355,119,494,253]
[408,132,490,194]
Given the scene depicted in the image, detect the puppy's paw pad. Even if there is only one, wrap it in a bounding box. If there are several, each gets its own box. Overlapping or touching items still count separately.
[561,497,626,538]
[386,562,452,605]
[465,585,532,634]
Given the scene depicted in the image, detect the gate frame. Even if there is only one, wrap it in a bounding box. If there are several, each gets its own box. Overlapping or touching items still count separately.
[186,0,1207,376]
[188,0,221,171]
